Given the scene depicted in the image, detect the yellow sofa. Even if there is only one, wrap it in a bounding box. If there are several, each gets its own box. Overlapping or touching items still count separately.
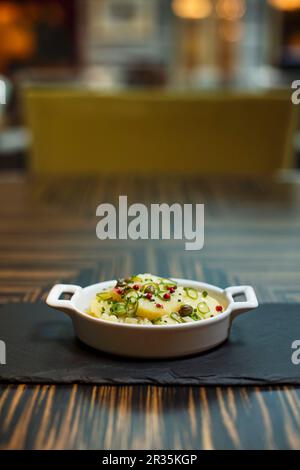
[23,88,297,175]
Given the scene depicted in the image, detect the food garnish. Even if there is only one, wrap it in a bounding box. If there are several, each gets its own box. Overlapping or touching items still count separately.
[88,274,225,325]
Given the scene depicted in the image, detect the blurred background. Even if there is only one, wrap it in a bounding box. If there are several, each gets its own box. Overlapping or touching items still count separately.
[0,0,299,173]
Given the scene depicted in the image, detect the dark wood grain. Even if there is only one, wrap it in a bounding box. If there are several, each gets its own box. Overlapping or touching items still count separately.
[0,174,300,449]
[0,385,300,449]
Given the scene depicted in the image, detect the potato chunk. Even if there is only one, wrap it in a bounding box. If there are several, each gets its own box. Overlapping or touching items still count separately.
[90,298,102,317]
[137,297,178,321]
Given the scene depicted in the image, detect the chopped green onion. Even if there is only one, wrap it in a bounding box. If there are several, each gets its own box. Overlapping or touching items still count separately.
[110,302,127,316]
[127,300,139,316]
[143,283,157,294]
[131,276,142,282]
[124,291,139,315]
[184,287,198,300]
[202,290,208,298]
[162,278,177,286]
[197,301,210,314]
[191,312,200,321]
[125,289,139,302]
[158,279,177,291]
[96,291,112,301]
[170,312,184,323]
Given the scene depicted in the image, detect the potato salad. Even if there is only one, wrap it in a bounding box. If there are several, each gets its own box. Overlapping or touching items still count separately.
[88,274,225,325]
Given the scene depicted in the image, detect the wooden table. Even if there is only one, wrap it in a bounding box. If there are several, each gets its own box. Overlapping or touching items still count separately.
[0,174,300,450]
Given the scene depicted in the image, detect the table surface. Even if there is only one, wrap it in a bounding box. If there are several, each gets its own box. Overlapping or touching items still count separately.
[0,173,300,450]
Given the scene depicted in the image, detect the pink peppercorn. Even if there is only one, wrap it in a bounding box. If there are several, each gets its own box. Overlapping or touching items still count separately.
[146,293,152,300]
[216,305,223,312]
[133,284,140,290]
[163,292,171,300]
[115,288,122,294]
[156,303,163,308]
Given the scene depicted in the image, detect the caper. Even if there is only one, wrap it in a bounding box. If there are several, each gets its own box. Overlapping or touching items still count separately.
[178,304,193,317]
[144,284,155,294]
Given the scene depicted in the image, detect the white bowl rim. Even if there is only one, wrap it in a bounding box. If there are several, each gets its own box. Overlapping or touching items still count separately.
[58,278,238,331]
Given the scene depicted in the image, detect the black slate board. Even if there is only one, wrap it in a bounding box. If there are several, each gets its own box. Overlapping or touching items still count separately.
[0,303,299,385]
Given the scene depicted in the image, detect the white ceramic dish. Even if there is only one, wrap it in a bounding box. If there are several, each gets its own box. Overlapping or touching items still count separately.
[46,279,258,358]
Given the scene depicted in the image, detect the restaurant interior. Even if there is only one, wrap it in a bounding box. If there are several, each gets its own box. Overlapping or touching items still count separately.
[0,0,299,172]
[0,0,300,452]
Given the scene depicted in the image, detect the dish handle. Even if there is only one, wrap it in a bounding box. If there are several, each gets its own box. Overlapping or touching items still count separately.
[46,284,82,316]
[225,285,258,319]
